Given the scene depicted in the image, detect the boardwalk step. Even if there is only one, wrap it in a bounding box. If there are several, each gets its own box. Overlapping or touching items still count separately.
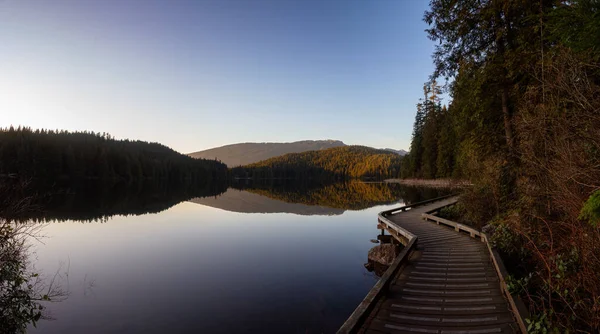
[390,313,499,323]
[379,323,506,333]
[391,304,499,312]
[401,288,492,295]
[416,262,485,266]
[409,271,492,277]
[381,301,511,317]
[421,252,486,255]
[414,266,485,271]
[400,296,495,303]
[420,256,487,261]
[409,270,495,276]
[407,277,492,283]
[405,282,490,289]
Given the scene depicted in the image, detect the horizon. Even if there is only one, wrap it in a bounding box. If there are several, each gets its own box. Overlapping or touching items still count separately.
[1,0,440,152]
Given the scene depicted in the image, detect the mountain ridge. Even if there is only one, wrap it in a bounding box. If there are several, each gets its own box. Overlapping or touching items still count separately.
[188,140,406,167]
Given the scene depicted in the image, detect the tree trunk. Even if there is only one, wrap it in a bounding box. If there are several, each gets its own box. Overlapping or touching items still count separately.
[501,84,514,152]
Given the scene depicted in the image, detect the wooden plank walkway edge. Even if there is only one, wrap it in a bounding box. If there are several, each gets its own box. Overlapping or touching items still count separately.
[421,213,530,334]
[337,195,455,334]
[337,237,418,334]
[338,196,530,334]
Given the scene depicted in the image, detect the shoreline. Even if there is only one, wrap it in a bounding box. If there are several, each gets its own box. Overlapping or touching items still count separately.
[384,178,471,188]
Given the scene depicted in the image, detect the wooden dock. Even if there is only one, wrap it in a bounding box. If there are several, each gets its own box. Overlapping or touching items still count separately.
[339,196,524,334]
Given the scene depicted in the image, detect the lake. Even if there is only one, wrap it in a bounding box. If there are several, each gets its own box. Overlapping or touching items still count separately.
[22,182,446,333]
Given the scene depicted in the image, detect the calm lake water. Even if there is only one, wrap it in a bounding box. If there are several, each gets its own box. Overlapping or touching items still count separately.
[25,182,445,333]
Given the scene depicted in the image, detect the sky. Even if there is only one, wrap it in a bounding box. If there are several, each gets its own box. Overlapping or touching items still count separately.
[0,0,440,153]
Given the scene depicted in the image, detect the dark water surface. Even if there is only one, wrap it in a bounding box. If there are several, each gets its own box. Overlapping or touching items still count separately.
[26,182,446,333]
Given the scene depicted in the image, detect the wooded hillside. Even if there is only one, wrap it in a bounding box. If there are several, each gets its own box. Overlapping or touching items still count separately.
[230,146,403,180]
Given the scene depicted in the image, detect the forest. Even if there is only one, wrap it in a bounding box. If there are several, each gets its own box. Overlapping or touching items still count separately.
[0,127,228,186]
[230,146,403,181]
[404,0,600,331]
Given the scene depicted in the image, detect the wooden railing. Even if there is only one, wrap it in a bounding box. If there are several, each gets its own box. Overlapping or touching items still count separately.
[422,212,486,241]
[337,195,454,334]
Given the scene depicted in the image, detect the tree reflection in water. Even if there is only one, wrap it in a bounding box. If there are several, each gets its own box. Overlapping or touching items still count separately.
[231,180,450,211]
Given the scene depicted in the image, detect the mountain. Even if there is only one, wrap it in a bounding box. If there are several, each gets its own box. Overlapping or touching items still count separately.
[188,140,345,167]
[383,148,408,156]
[188,140,406,167]
[230,146,403,180]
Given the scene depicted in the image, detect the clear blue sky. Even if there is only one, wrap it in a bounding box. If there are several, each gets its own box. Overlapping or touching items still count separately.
[1,0,440,153]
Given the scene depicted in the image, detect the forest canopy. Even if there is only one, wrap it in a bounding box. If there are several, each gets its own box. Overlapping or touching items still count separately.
[230,146,403,181]
[0,127,228,185]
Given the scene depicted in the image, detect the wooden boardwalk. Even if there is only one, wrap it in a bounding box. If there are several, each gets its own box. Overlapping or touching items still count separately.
[343,197,520,334]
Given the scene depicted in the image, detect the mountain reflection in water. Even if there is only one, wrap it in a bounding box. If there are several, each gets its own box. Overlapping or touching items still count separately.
[193,180,450,215]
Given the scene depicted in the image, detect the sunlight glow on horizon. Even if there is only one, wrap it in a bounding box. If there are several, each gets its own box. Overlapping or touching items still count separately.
[1,0,439,153]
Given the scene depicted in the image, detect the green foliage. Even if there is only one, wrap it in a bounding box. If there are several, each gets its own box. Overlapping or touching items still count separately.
[436,203,462,222]
[550,249,580,281]
[526,312,561,334]
[579,190,600,227]
[1,185,51,333]
[547,0,600,57]
[0,245,43,333]
[435,106,456,178]
[505,273,532,296]
[487,215,531,260]
[402,81,456,179]
[230,146,402,181]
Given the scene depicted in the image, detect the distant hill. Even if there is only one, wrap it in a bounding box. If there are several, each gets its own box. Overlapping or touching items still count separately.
[188,140,406,167]
[384,148,408,156]
[188,140,345,167]
[230,146,403,180]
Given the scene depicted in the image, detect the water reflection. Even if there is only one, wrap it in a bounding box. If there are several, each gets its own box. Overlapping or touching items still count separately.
[190,188,346,215]
[0,180,451,333]
[195,180,450,214]
[6,180,448,221]
[8,180,228,222]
